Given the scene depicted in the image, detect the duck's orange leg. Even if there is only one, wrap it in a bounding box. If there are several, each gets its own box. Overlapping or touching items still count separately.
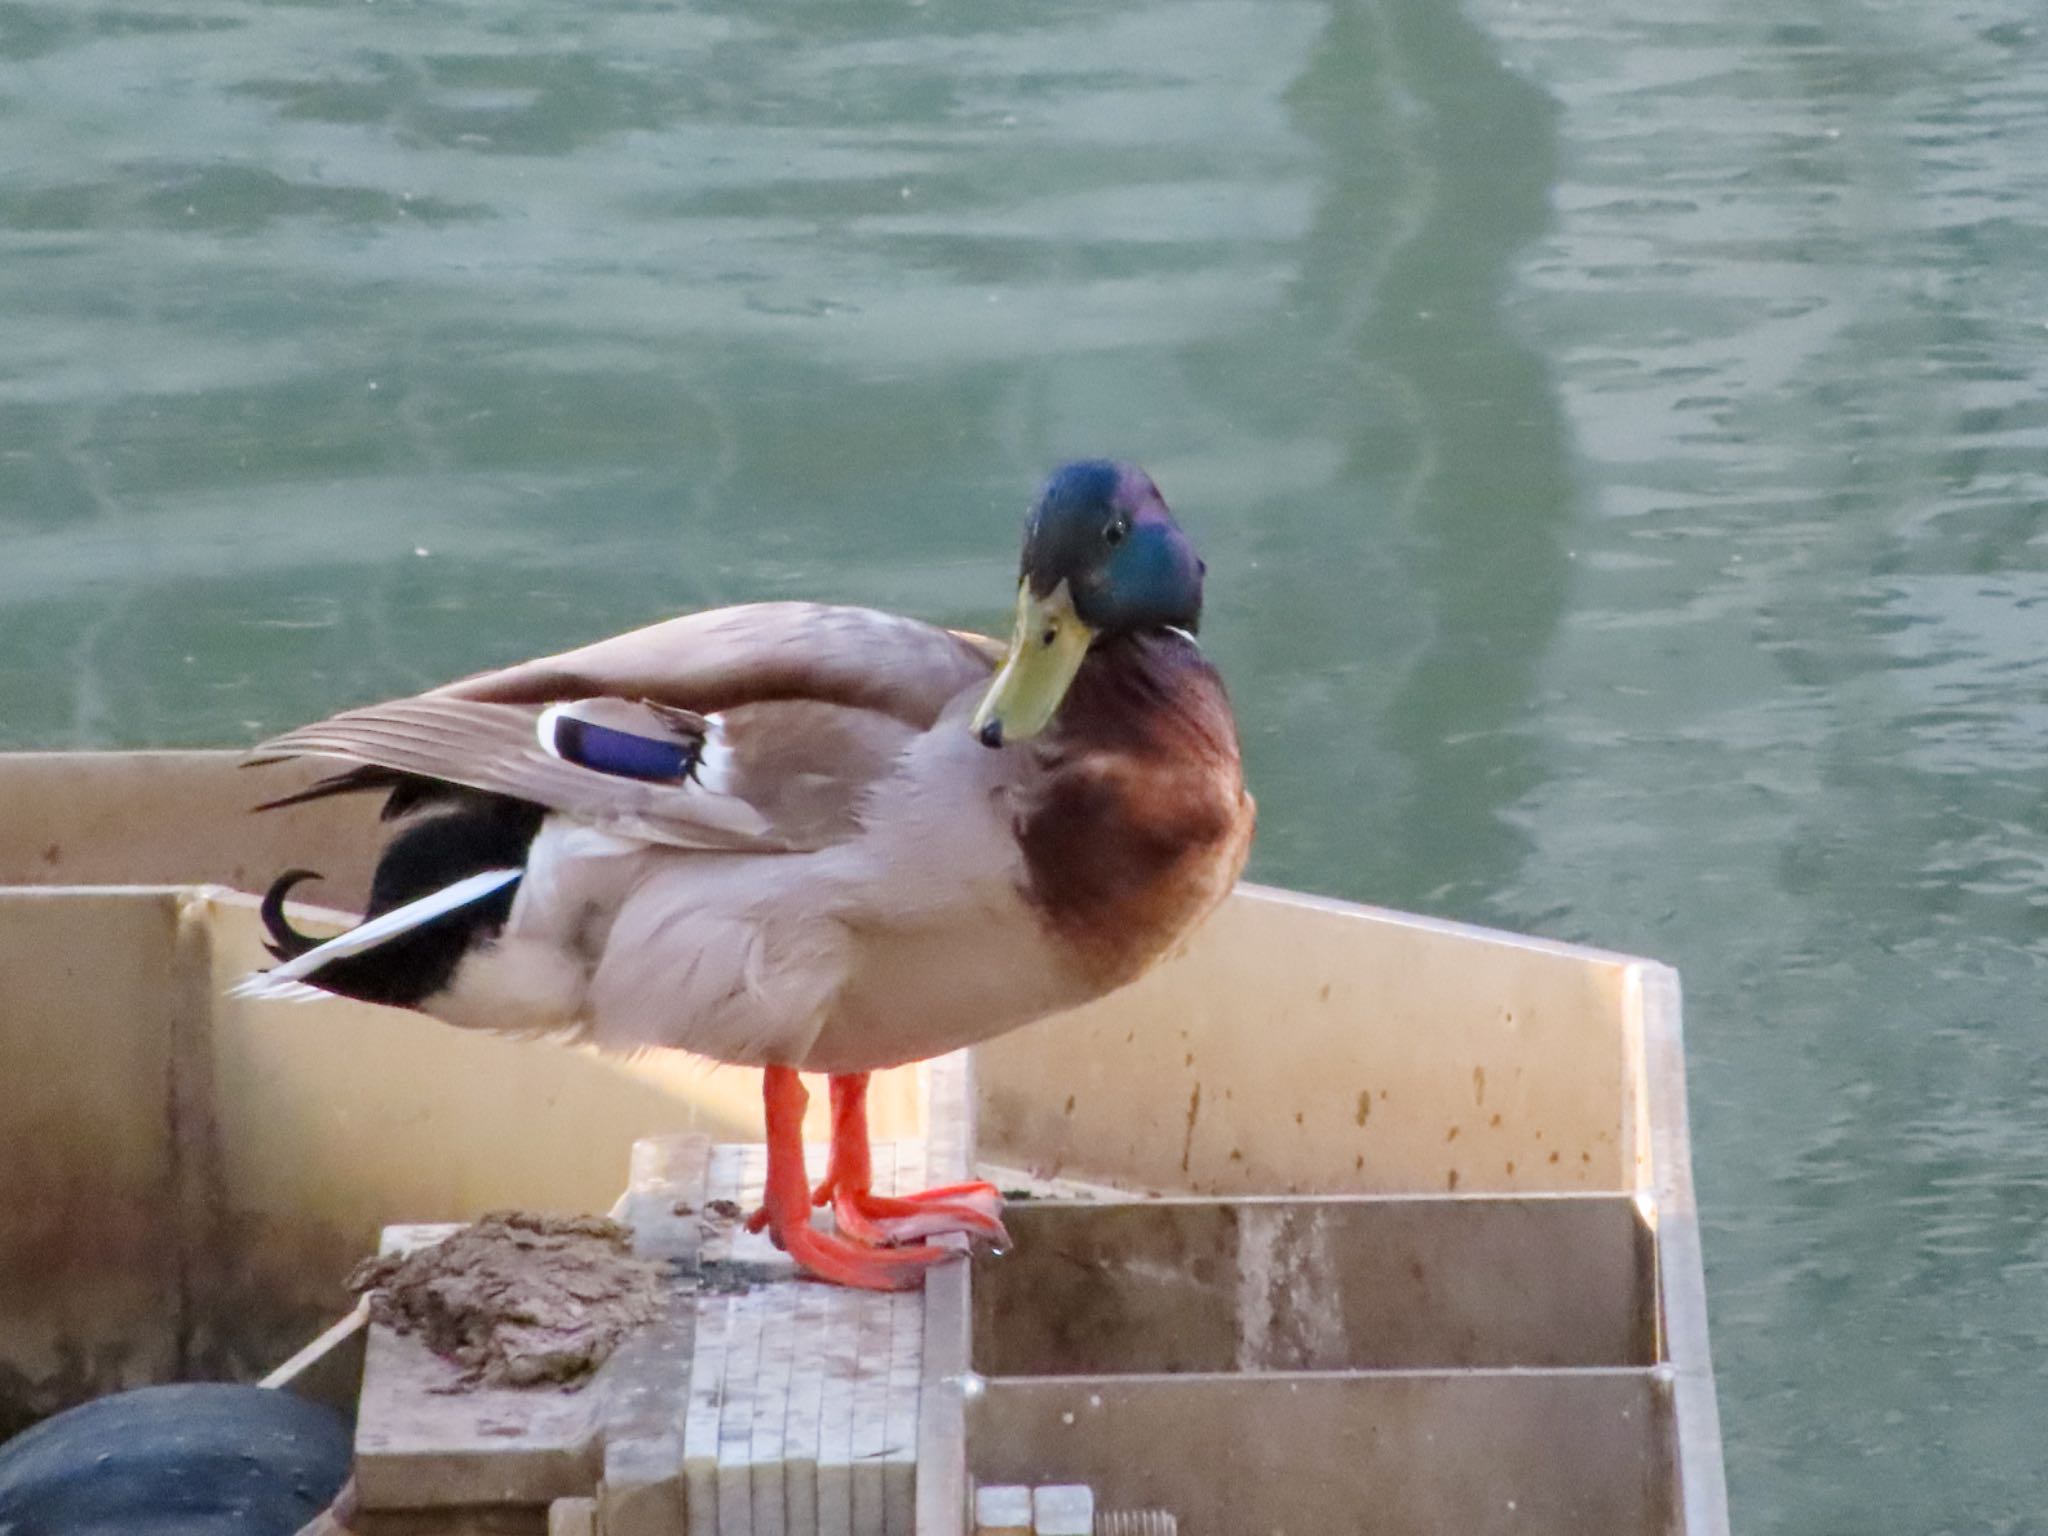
[810,1071,1010,1249]
[745,1066,948,1290]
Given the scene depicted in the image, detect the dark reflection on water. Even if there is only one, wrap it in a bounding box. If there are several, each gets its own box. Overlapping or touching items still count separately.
[1354,0,1571,912]
[6,0,2048,1528]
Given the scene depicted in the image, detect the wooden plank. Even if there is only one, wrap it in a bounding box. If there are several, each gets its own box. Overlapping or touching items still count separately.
[749,1283,797,1536]
[716,1153,769,1536]
[783,1281,828,1536]
[847,1143,898,1536]
[353,1225,606,1512]
[690,1143,753,1536]
[349,1121,954,1534]
[882,1289,920,1536]
[881,1137,925,1535]
[717,1286,765,1536]
[915,1054,976,1536]
[601,1136,711,1536]
[682,1294,731,1536]
[816,1284,860,1536]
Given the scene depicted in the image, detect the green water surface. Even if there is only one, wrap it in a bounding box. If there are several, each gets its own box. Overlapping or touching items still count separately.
[6,1,2048,1528]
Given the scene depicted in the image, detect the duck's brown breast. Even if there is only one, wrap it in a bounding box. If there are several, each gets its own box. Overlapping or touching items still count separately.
[1015,631,1255,991]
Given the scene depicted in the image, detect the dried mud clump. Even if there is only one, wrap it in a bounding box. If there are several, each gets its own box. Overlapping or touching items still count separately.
[348,1211,663,1389]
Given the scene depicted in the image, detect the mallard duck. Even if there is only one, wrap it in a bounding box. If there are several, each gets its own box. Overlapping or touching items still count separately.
[238,460,1255,1289]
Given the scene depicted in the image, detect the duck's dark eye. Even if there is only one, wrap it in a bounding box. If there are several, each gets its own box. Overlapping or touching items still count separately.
[1104,519,1128,547]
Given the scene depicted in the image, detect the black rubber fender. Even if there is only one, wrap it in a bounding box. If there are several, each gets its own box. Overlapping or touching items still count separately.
[0,1383,351,1535]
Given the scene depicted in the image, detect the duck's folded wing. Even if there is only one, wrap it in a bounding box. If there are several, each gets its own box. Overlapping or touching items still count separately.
[252,697,788,852]
[433,601,1001,727]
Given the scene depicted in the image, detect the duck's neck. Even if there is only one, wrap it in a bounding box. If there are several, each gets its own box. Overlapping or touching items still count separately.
[1039,629,1233,761]
[1016,626,1250,987]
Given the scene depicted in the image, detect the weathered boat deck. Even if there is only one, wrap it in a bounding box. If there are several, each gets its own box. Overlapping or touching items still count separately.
[351,1135,962,1536]
[0,750,1728,1535]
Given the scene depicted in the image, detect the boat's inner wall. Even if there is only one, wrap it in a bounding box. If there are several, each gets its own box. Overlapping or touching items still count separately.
[0,891,188,1437]
[967,1370,1675,1536]
[0,751,383,903]
[0,885,924,1433]
[978,884,1637,1197]
[971,1195,1658,1375]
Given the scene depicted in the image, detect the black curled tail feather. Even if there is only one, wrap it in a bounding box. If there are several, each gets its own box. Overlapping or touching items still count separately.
[250,795,547,1011]
[261,869,326,960]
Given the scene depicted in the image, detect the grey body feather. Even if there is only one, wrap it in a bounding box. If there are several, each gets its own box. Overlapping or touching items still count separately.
[249,602,1107,1071]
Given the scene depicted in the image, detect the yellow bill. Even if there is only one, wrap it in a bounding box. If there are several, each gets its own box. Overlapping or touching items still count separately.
[972,581,1096,747]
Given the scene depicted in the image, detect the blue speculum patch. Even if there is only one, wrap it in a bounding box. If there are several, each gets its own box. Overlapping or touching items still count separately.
[550,717,696,782]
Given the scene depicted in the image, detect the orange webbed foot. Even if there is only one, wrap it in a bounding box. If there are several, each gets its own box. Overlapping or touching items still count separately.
[748,1200,951,1290]
[814,1072,1011,1249]
[754,1064,964,1291]
[812,1175,1009,1248]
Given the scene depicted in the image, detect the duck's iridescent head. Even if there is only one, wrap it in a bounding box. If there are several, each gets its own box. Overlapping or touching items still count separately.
[972,461,1205,748]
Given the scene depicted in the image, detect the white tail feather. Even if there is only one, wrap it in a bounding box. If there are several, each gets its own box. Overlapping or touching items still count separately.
[232,979,333,1005]
[229,867,522,1001]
